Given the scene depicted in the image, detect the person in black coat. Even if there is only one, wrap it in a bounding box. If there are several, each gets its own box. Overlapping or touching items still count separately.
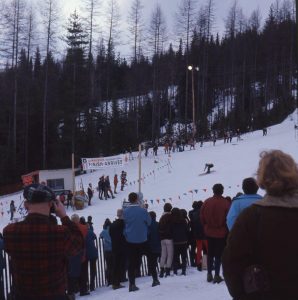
[98,177,104,200]
[172,208,189,275]
[188,201,199,267]
[105,176,115,199]
[87,183,93,206]
[109,209,127,290]
[191,201,207,271]
[147,211,161,287]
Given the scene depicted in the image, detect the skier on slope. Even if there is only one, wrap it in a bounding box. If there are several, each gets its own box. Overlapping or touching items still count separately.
[204,163,214,174]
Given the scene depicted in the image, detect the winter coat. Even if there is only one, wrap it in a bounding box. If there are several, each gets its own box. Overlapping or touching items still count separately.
[85,228,98,260]
[172,220,189,245]
[226,193,262,230]
[68,251,83,278]
[98,180,103,190]
[100,228,112,252]
[77,223,88,262]
[189,208,205,240]
[105,178,111,189]
[123,205,151,243]
[87,187,93,198]
[200,195,230,238]
[121,173,127,184]
[148,219,161,254]
[109,219,126,253]
[10,202,16,213]
[222,192,298,300]
[158,212,173,240]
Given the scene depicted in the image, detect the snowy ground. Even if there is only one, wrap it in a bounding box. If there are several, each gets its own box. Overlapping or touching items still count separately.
[1,111,298,299]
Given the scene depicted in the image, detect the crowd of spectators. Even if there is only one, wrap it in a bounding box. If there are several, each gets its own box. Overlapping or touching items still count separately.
[2,149,298,300]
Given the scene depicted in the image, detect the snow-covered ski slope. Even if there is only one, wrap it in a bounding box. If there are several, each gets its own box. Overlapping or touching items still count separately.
[1,110,298,299]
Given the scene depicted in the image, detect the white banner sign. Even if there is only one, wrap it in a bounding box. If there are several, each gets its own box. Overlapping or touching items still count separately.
[81,155,125,170]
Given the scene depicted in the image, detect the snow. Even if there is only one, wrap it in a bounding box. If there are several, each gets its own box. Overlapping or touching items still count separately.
[1,110,298,299]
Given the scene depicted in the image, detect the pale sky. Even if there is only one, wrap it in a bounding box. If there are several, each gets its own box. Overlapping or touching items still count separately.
[61,0,274,58]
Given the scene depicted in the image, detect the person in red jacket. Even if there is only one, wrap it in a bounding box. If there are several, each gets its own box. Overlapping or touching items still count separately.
[200,183,230,284]
[114,174,118,194]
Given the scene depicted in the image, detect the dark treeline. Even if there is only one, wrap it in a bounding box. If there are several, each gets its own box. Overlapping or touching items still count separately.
[0,0,297,186]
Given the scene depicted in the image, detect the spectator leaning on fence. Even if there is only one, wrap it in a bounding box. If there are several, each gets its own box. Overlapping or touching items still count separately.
[109,209,127,290]
[3,183,84,300]
[100,219,113,287]
[85,221,98,292]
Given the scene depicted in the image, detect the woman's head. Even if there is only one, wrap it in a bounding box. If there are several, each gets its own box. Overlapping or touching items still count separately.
[257,150,298,196]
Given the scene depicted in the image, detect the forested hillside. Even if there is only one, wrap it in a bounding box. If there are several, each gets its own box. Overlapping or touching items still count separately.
[0,0,296,186]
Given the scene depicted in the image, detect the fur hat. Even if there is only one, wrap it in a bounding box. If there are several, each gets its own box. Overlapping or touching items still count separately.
[23,184,55,203]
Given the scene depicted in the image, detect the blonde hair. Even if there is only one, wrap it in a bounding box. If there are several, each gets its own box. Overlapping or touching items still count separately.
[257,150,298,196]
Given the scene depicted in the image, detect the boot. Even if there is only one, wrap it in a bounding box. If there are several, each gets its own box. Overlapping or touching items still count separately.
[129,284,139,292]
[67,294,75,300]
[152,279,160,287]
[213,274,224,284]
[159,267,165,278]
[112,284,125,290]
[165,268,171,277]
[207,273,213,283]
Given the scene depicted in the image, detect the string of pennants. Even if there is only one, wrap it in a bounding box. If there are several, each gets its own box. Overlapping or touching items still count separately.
[124,184,241,206]
[127,162,170,186]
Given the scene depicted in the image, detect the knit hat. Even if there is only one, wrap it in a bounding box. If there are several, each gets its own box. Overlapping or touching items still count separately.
[23,184,55,203]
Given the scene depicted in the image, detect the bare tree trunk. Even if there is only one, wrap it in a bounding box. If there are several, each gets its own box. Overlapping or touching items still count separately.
[12,0,21,168]
[24,8,34,172]
[148,4,167,140]
[176,0,197,137]
[41,0,59,168]
[128,0,144,141]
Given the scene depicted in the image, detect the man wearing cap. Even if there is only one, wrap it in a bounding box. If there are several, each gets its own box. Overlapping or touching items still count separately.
[3,183,84,300]
[123,192,153,292]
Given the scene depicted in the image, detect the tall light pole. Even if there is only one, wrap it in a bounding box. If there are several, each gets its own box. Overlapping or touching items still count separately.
[188,65,199,139]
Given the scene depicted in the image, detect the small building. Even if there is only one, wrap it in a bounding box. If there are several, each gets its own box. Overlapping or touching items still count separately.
[21,169,73,192]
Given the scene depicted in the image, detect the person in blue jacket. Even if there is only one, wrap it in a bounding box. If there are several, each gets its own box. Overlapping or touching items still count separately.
[100,219,113,286]
[123,192,151,292]
[227,177,262,230]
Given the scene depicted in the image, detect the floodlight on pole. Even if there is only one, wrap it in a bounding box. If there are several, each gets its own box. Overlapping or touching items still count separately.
[188,65,199,140]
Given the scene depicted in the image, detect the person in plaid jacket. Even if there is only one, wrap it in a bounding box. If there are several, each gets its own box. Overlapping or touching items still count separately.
[3,183,84,300]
